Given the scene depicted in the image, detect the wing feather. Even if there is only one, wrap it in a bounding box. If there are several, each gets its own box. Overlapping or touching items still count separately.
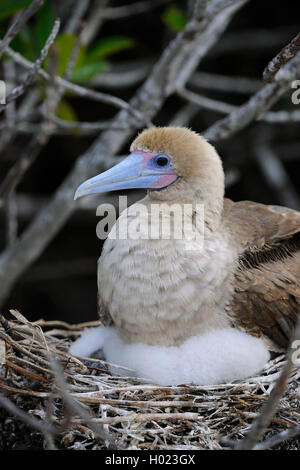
[224,199,300,350]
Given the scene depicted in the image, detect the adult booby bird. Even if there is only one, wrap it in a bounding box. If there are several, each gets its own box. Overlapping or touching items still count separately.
[70,127,300,385]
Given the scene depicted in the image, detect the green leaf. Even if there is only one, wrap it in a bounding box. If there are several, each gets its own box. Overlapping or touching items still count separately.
[47,33,85,77]
[34,0,56,49]
[57,100,77,122]
[0,0,31,20]
[71,61,108,83]
[162,6,187,32]
[86,36,134,62]
[10,23,36,60]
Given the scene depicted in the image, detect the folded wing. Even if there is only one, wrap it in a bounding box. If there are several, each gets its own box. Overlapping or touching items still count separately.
[225,200,300,350]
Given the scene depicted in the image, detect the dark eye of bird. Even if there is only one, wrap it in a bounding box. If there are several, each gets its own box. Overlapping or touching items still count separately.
[156,156,169,167]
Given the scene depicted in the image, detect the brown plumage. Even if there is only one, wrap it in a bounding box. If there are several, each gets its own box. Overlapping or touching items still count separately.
[225,200,300,350]
[94,127,300,352]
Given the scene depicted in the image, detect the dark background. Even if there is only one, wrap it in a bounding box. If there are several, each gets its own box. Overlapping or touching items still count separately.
[0,0,300,324]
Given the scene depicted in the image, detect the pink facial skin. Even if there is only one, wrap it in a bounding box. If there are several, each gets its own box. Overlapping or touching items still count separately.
[132,150,178,189]
[151,173,178,188]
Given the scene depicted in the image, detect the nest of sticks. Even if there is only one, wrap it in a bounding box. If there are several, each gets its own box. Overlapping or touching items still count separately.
[0,310,299,450]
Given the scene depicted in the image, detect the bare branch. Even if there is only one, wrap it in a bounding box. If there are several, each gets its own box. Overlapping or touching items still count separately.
[89,60,152,89]
[81,0,108,47]
[4,45,145,121]
[54,117,134,133]
[0,31,61,204]
[0,20,61,113]
[204,51,300,141]
[222,315,300,450]
[189,71,262,94]
[0,0,44,59]
[64,0,90,34]
[103,0,172,20]
[178,87,236,114]
[49,355,119,449]
[259,109,300,122]
[255,142,300,210]
[179,86,300,123]
[263,32,300,83]
[253,426,300,450]
[211,25,300,58]
[0,393,59,436]
[168,103,200,127]
[5,191,18,246]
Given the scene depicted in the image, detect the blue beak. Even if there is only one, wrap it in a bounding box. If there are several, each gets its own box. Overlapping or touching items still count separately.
[74,152,177,200]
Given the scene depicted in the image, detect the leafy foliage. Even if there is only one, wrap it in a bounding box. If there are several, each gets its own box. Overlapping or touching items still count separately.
[162,5,187,32]
[0,0,32,20]
[1,1,135,83]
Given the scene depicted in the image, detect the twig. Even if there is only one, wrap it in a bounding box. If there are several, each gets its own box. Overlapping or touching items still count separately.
[189,71,262,94]
[168,103,200,127]
[211,25,300,58]
[0,393,58,436]
[179,86,300,123]
[178,87,236,114]
[1,314,298,450]
[263,32,300,83]
[65,0,90,34]
[0,0,44,59]
[49,355,119,449]
[5,191,18,246]
[0,89,40,154]
[4,45,145,122]
[54,117,132,132]
[0,19,81,204]
[103,0,172,20]
[89,60,151,89]
[225,316,300,450]
[253,426,300,450]
[0,29,61,204]
[2,62,18,246]
[81,0,108,47]
[204,51,300,141]
[0,19,61,113]
[254,141,300,210]
[259,109,300,122]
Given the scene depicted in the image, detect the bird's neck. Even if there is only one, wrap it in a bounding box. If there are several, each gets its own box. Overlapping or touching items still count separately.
[148,185,224,233]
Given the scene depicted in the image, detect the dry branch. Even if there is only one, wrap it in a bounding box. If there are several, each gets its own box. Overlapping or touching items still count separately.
[0,0,44,59]
[0,313,299,450]
[263,32,300,83]
[4,45,145,120]
[0,19,60,113]
[204,51,300,141]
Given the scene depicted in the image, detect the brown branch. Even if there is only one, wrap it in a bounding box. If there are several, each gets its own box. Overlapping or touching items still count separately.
[263,32,300,83]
